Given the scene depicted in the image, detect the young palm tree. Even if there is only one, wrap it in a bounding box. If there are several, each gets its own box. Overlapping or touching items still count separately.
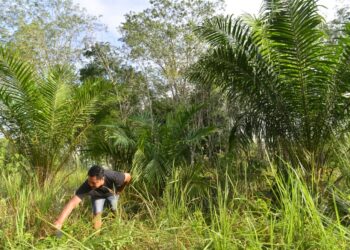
[132,104,216,194]
[85,120,136,170]
[0,47,108,183]
[189,0,350,171]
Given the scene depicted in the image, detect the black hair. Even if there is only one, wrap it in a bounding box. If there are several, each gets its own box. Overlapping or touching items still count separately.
[88,165,104,179]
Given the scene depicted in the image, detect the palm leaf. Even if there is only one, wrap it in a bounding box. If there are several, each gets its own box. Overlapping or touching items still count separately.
[189,0,347,167]
[0,47,107,182]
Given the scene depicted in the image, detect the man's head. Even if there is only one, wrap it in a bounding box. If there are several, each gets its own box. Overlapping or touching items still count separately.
[87,165,105,189]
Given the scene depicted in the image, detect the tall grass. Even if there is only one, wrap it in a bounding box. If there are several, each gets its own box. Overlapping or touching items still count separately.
[1,162,350,249]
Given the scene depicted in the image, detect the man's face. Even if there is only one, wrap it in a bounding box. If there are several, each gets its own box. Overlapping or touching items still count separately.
[87,176,104,189]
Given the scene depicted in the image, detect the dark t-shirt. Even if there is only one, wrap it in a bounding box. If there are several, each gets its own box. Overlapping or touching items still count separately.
[75,170,125,199]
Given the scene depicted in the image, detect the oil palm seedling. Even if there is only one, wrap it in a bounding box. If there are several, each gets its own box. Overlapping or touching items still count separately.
[189,0,350,175]
[131,104,216,194]
[0,47,108,183]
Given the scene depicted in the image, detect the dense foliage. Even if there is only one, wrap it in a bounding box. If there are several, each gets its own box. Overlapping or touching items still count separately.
[190,0,350,173]
[1,0,350,248]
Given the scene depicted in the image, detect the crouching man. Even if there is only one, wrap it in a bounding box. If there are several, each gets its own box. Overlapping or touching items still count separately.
[53,165,131,231]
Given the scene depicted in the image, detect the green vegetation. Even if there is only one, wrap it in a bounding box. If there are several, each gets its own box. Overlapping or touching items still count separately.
[1,163,349,249]
[190,0,350,171]
[2,0,350,249]
[0,47,108,183]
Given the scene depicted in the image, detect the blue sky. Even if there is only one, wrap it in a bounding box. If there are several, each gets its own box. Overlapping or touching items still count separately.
[73,0,347,44]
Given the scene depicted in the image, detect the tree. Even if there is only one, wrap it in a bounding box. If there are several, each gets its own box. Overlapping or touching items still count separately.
[80,42,145,120]
[0,0,102,71]
[78,43,146,169]
[325,2,350,42]
[132,104,216,194]
[119,0,226,164]
[85,121,137,171]
[189,0,350,174]
[120,0,224,104]
[0,47,108,183]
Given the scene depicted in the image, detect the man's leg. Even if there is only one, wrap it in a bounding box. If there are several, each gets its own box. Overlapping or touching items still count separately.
[91,198,105,230]
[106,194,119,213]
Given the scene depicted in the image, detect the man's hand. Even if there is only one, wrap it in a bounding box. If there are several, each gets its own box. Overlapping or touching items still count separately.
[117,173,132,194]
[124,173,132,183]
[53,221,63,238]
[52,195,81,237]
[53,221,62,230]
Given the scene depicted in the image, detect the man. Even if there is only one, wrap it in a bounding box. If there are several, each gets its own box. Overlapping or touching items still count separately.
[54,165,131,231]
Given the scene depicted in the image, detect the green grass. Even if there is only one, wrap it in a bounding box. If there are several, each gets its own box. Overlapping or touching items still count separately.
[0,163,350,249]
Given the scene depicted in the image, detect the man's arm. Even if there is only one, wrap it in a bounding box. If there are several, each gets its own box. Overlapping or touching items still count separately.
[117,173,131,194]
[54,195,82,229]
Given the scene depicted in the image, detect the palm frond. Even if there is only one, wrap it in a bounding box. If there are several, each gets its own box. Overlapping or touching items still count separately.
[189,0,346,167]
[0,47,43,140]
[0,47,107,182]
